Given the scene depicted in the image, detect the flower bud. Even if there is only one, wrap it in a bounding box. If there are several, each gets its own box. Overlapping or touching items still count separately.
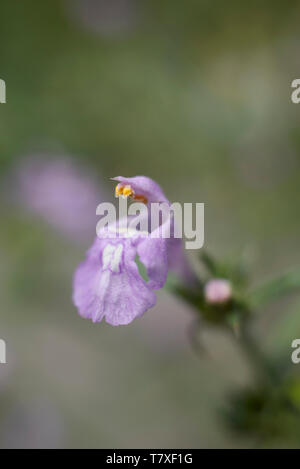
[204,279,232,305]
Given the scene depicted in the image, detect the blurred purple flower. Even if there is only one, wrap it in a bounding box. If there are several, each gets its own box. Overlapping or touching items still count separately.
[13,155,103,242]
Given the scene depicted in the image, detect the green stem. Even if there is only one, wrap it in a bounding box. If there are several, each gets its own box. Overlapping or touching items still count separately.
[236,322,278,387]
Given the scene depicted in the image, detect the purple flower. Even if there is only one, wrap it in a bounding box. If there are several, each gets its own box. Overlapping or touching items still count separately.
[12,155,103,242]
[73,175,193,326]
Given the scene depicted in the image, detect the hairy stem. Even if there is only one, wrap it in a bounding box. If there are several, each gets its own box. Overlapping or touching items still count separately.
[235,321,279,387]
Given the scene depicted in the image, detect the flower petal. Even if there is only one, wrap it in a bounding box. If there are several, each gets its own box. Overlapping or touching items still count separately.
[73,255,105,322]
[101,261,156,326]
[136,236,168,290]
[73,236,157,326]
[167,237,197,284]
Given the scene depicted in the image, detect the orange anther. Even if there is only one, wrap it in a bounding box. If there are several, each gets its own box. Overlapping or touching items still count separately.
[133,194,148,204]
[122,185,134,197]
[115,184,124,197]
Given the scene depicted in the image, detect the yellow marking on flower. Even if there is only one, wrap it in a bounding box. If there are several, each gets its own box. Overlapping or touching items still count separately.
[114,183,148,204]
[115,184,124,197]
[122,185,134,197]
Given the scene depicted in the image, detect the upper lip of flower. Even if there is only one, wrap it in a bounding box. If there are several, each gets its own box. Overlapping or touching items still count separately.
[111,176,169,205]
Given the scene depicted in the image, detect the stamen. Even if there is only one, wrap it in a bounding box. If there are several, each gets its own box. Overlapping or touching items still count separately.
[115,184,124,197]
[114,184,148,204]
[133,194,148,204]
[122,185,134,197]
[115,183,134,198]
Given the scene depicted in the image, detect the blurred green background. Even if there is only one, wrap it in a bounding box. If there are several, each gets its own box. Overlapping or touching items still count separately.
[0,0,300,448]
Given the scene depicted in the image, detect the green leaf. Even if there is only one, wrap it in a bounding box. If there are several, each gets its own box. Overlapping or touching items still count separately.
[249,270,300,308]
[200,251,219,276]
